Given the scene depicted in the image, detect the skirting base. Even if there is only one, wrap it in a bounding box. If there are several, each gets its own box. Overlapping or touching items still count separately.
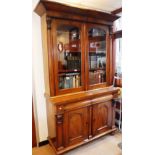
[48,128,117,155]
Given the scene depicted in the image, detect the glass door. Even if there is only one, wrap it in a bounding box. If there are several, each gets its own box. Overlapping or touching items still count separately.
[86,25,109,89]
[54,20,84,95]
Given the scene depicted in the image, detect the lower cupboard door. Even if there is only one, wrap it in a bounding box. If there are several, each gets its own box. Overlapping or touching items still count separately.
[64,107,89,146]
[92,101,112,136]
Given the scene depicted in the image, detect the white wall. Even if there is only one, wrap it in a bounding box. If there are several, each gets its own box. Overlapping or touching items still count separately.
[32,0,48,142]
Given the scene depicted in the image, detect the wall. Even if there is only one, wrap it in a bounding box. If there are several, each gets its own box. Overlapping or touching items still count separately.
[32,0,48,142]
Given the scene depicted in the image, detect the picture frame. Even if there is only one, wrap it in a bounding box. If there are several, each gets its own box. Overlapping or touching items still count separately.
[57,42,63,53]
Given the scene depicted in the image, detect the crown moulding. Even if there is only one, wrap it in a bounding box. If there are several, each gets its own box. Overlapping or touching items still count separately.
[34,0,120,24]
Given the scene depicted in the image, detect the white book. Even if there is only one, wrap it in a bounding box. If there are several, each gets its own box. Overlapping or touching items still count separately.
[76,75,79,88]
[73,76,76,88]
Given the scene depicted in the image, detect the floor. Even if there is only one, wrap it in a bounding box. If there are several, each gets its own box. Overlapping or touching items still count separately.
[32,132,122,155]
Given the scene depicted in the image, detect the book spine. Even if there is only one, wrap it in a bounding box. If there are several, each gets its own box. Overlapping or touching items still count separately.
[73,76,76,88]
[69,76,73,88]
[64,77,67,88]
[75,75,78,88]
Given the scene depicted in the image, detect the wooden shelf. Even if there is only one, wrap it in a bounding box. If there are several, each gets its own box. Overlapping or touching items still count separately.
[67,50,81,53]
[58,73,80,77]
[89,50,106,54]
[89,36,106,42]
[64,40,81,52]
[59,70,81,77]
[68,36,105,44]
[89,68,105,71]
[59,70,81,73]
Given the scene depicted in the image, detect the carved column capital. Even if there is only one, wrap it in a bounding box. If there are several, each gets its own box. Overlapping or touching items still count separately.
[56,114,64,124]
[109,25,113,35]
[46,16,52,30]
[56,105,64,124]
[57,105,64,113]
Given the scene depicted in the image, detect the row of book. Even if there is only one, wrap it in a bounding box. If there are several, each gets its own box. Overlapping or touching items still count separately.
[67,60,81,70]
[89,55,106,69]
[59,73,81,89]
[89,71,106,85]
[65,54,81,70]
[66,55,80,60]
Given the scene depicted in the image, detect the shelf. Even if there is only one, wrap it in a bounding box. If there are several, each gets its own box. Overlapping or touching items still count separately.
[61,50,81,53]
[89,68,105,71]
[89,51,106,54]
[89,50,106,54]
[69,39,80,43]
[67,50,81,53]
[59,72,80,77]
[68,36,105,44]
[59,70,81,73]
[89,36,106,42]
[64,41,81,53]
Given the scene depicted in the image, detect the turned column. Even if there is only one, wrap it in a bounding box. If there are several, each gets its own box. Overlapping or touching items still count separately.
[55,105,64,150]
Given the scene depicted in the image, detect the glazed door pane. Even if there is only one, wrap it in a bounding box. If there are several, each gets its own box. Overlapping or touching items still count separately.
[56,25,82,89]
[88,27,106,85]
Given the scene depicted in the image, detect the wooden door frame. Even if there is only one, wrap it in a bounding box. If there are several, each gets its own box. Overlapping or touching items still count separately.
[85,23,110,90]
[52,19,85,95]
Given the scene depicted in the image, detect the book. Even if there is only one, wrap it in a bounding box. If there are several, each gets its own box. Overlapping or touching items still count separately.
[75,75,79,87]
[73,76,76,88]
[64,77,70,88]
[69,76,73,88]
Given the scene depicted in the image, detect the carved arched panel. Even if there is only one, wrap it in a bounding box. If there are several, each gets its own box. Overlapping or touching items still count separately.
[64,107,89,146]
[68,113,83,141]
[96,104,108,128]
[92,101,112,136]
